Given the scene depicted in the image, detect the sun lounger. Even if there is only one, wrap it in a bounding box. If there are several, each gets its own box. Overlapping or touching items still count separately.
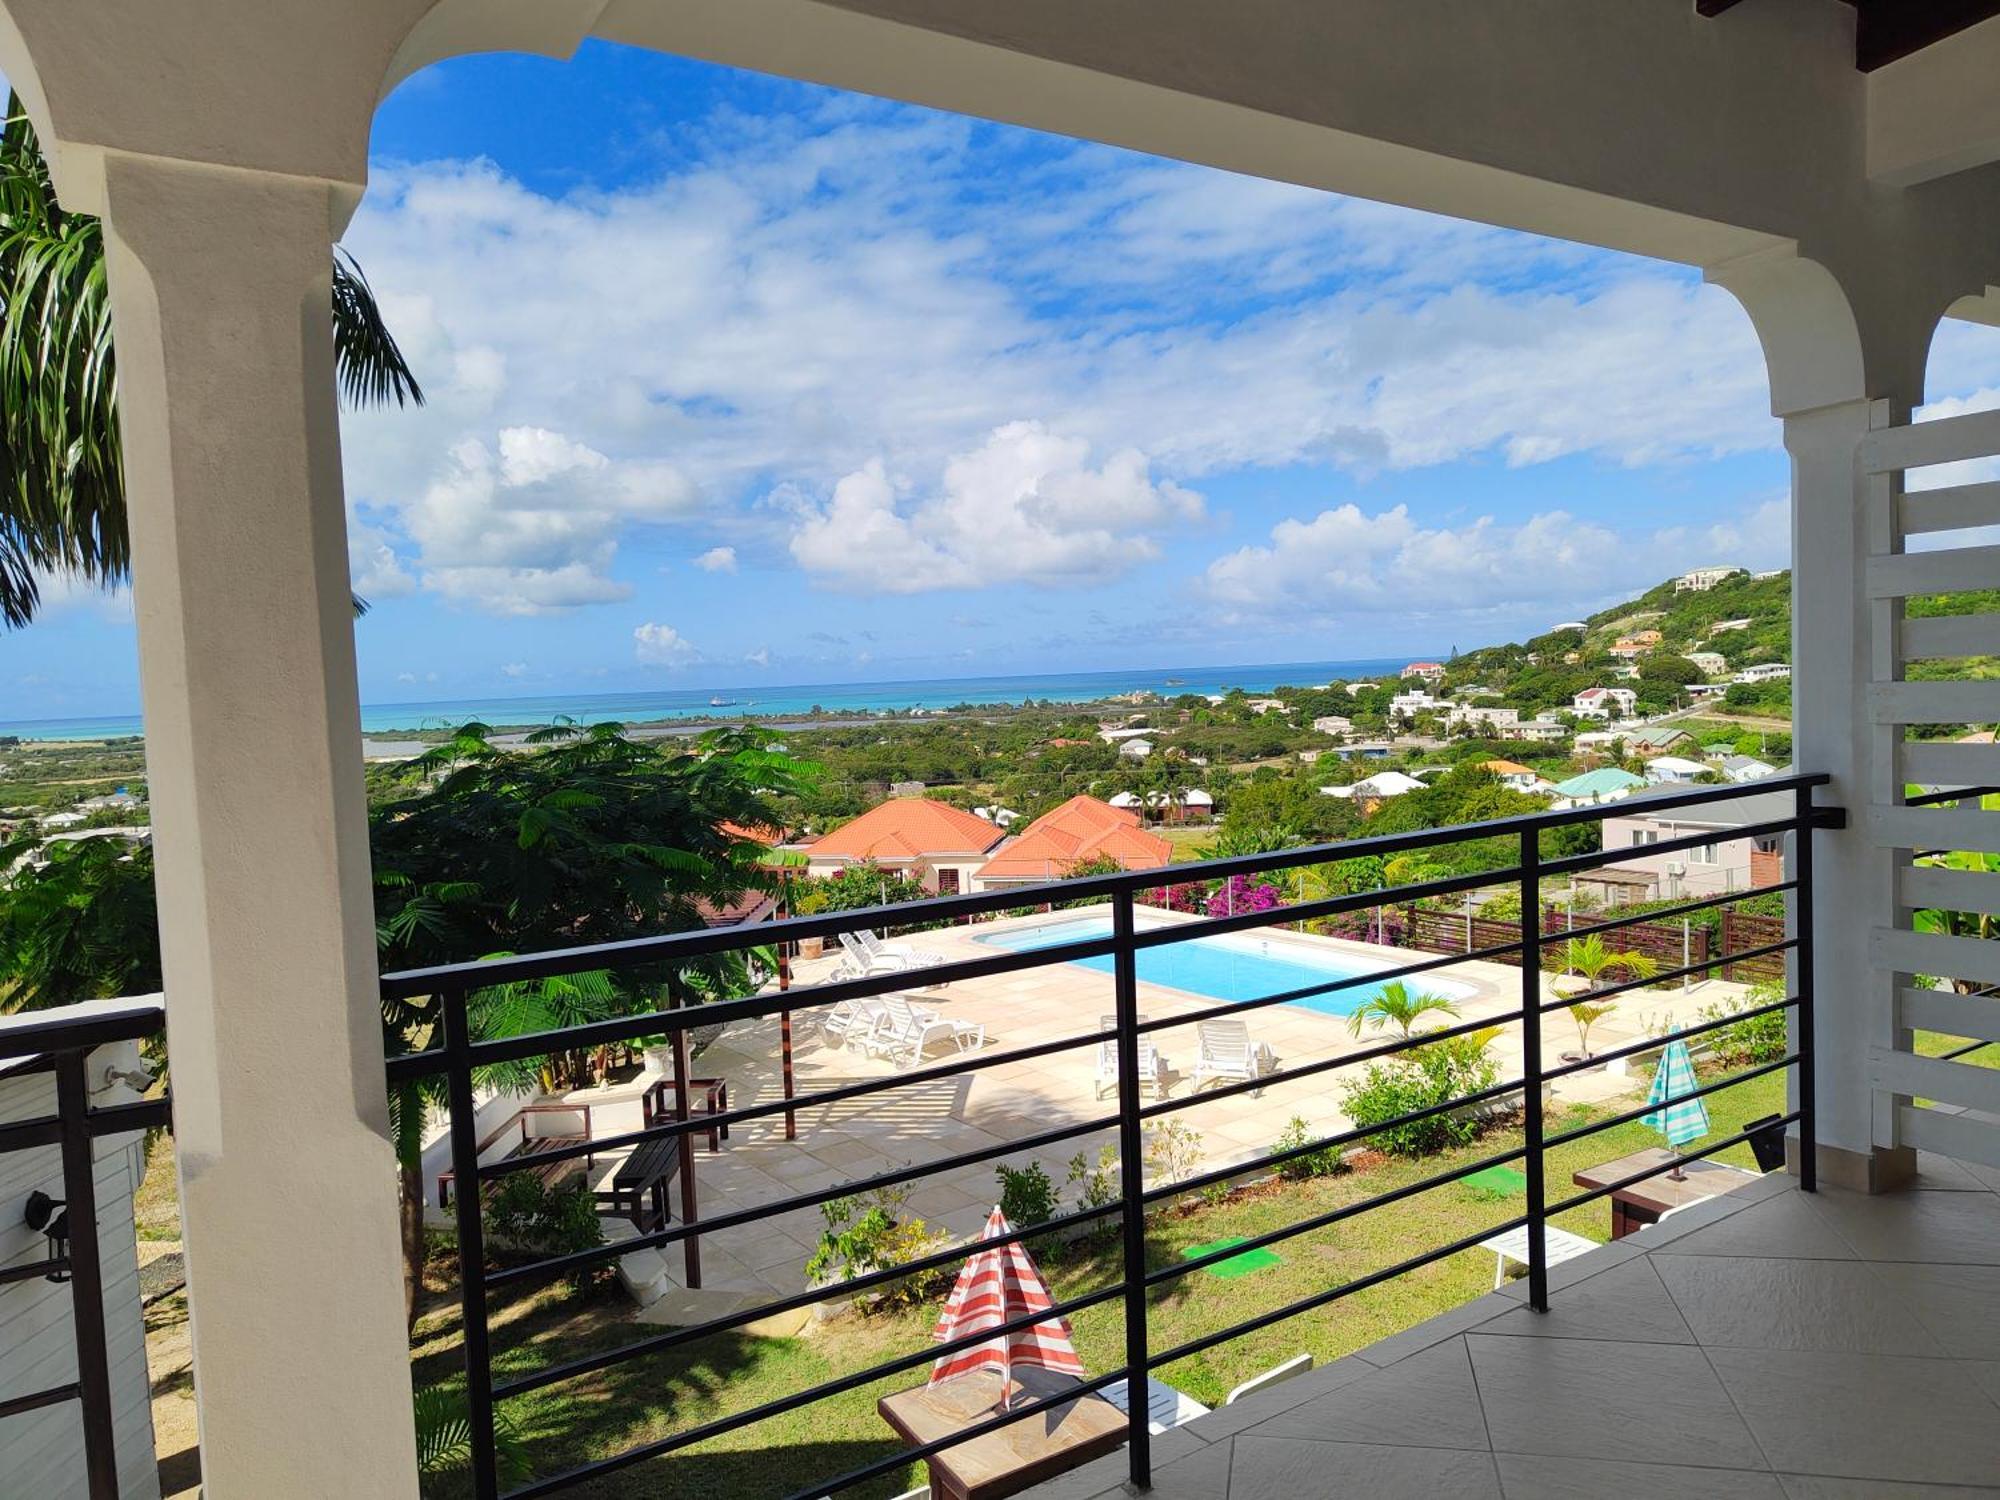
[1189,1018,1276,1094]
[818,993,893,1046]
[833,930,921,979]
[861,993,984,1066]
[1093,1013,1170,1099]
[859,928,946,969]
[1224,1353,1315,1406]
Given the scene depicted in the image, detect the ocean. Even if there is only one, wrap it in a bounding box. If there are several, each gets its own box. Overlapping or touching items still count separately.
[0,657,1419,743]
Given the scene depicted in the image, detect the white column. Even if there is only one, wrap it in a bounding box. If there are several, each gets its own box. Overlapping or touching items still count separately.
[1784,394,1916,1192]
[100,154,420,1495]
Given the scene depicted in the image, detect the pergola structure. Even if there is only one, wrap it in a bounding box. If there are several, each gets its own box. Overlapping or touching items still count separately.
[4,1,2000,1493]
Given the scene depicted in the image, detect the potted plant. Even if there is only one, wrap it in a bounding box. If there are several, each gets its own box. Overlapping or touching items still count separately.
[1555,933,1658,1063]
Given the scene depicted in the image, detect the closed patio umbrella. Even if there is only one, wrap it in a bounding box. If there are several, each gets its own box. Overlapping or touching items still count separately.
[930,1206,1084,1410]
[1642,1038,1709,1181]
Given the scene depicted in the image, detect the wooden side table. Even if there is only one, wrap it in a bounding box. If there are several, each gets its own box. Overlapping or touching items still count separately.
[1571,1147,1759,1238]
[877,1369,1128,1500]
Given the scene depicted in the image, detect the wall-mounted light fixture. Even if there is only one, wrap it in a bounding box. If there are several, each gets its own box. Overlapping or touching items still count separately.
[22,1190,70,1283]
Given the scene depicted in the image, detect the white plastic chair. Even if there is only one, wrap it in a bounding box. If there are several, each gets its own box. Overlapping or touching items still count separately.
[862,994,983,1066]
[1093,1014,1170,1099]
[818,994,892,1047]
[835,930,919,978]
[1190,1018,1274,1093]
[860,928,946,969]
[1224,1353,1315,1406]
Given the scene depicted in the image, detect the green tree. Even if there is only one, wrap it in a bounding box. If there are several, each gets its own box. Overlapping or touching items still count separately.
[0,834,161,1011]
[1346,979,1460,1039]
[0,97,422,626]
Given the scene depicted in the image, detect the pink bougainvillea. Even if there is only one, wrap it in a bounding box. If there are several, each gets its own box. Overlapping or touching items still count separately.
[1206,875,1283,917]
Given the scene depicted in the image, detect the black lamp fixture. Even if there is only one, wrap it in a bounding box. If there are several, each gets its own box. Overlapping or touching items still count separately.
[23,1189,70,1283]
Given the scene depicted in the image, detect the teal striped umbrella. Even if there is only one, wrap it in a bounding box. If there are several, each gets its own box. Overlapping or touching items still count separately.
[1642,1039,1708,1180]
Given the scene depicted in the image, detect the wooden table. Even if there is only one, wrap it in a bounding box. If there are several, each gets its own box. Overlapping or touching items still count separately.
[877,1368,1128,1500]
[642,1076,730,1152]
[1572,1147,1760,1239]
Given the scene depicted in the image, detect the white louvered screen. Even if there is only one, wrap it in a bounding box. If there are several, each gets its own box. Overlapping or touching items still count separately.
[1857,405,2000,1170]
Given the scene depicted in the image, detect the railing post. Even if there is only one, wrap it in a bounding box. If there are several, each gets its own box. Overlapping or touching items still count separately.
[55,1049,119,1500]
[1518,828,1549,1313]
[1793,785,1818,1193]
[1111,887,1152,1489]
[443,987,501,1500]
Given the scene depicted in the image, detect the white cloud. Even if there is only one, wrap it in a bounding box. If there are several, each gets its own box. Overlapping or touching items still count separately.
[694,546,738,573]
[348,519,417,600]
[745,646,771,667]
[337,107,1778,612]
[789,421,1203,593]
[634,621,699,667]
[27,570,133,624]
[500,661,529,678]
[1206,496,1790,625]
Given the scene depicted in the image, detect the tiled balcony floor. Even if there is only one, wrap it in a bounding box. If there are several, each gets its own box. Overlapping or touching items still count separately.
[1029,1157,2000,1499]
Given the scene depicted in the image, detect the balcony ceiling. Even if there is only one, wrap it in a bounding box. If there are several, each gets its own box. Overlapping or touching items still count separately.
[1700,0,2000,70]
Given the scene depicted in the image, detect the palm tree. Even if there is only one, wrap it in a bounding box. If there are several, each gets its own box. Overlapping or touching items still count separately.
[1347,979,1460,1039]
[0,95,422,627]
[1557,932,1659,1059]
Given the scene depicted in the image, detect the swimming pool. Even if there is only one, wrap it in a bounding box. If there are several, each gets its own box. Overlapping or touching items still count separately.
[977,917,1470,1018]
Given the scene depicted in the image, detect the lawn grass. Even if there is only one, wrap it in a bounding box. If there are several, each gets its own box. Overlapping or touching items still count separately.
[414,1060,1794,1499]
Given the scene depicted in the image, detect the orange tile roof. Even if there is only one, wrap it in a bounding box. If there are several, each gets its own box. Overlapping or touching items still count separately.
[1480,759,1536,777]
[974,794,1174,883]
[808,797,1005,863]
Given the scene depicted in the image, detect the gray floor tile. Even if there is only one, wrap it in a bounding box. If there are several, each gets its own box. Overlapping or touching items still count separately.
[1497,1453,1787,1498]
[1138,1437,1233,1499]
[1967,1361,2000,1405]
[1910,1152,1999,1191]
[1467,1332,1765,1469]
[1230,1436,1502,1498]
[1707,1347,2000,1485]
[1649,1191,1859,1260]
[1349,1288,1518,1366]
[1652,1255,1944,1355]
[1779,1476,2000,1499]
[1181,1354,1371,1441]
[1249,1337,1491,1450]
[1865,1262,2000,1359]
[1803,1187,2000,1264]
[1481,1256,1696,1344]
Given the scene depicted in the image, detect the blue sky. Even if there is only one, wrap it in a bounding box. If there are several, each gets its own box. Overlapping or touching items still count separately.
[11,41,2000,723]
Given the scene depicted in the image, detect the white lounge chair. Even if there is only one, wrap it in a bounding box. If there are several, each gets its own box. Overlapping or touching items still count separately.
[859,928,946,969]
[1190,1018,1275,1094]
[817,994,893,1047]
[833,931,921,979]
[1093,1014,1170,1099]
[1100,1375,1211,1434]
[861,994,984,1066]
[1224,1353,1315,1406]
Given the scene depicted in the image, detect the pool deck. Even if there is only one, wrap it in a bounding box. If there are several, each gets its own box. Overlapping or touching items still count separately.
[582,906,1766,1324]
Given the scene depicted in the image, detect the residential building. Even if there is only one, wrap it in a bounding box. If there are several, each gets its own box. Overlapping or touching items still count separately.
[1735,662,1793,684]
[1572,686,1638,719]
[1624,725,1695,755]
[1116,737,1155,761]
[1245,698,1288,715]
[1443,704,1519,730]
[22,5,2000,1493]
[1546,621,1588,634]
[1709,617,1755,636]
[1389,690,1446,716]
[1687,681,1731,699]
[1319,770,1425,808]
[802,797,1004,895]
[1675,565,1745,591]
[1096,726,1153,744]
[1719,755,1780,783]
[971,795,1173,888]
[1494,717,1569,742]
[1311,714,1353,736]
[1479,759,1553,794]
[1685,650,1729,677]
[1548,767,1648,807]
[1399,661,1445,681]
[1607,637,1651,658]
[1644,754,1712,784]
[1600,788,1792,899]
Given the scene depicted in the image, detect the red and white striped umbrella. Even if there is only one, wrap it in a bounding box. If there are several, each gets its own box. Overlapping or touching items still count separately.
[929,1206,1084,1408]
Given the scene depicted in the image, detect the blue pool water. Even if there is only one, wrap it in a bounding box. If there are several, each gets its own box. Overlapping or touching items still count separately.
[978,918,1468,1018]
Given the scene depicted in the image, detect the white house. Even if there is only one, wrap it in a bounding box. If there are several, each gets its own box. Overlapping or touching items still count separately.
[1572,686,1638,719]
[1389,691,1446,716]
[1734,662,1793,684]
[1320,770,1426,801]
[1444,705,1520,730]
[1,1004,163,1500]
[1598,789,1792,901]
[1096,726,1153,744]
[1496,718,1570,743]
[1117,737,1155,761]
[1675,566,1744,592]
[1644,755,1712,784]
[1245,698,1288,715]
[1718,755,1779,784]
[1311,714,1353,736]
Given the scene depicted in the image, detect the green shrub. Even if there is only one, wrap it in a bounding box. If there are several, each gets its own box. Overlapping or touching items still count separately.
[804,1187,948,1304]
[1272,1114,1346,1180]
[1697,983,1790,1066]
[485,1172,605,1286]
[1340,1038,1499,1158]
[996,1159,1060,1226]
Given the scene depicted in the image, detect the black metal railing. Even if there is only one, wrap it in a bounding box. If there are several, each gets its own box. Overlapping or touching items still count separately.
[0,999,171,1500]
[382,774,1841,1500]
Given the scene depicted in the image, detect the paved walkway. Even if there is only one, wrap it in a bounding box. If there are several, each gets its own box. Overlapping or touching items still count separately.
[600,907,1756,1320]
[1027,1155,2000,1498]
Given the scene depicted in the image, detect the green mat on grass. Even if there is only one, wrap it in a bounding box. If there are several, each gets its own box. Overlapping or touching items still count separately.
[1462,1165,1528,1198]
[1182,1236,1282,1278]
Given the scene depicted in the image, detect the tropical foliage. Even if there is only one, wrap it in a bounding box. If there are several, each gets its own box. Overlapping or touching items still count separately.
[1345,978,1460,1039]
[0,95,422,627]
[0,833,160,1011]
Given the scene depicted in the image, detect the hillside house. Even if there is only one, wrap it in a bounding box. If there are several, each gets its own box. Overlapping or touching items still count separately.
[1311,714,1353,736]
[1676,566,1745,591]
[1686,650,1730,677]
[1399,662,1445,681]
[971,795,1173,888]
[1735,662,1794,684]
[802,797,1004,895]
[1573,686,1638,719]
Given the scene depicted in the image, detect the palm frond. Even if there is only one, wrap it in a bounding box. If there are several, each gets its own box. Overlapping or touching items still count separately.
[332,247,424,409]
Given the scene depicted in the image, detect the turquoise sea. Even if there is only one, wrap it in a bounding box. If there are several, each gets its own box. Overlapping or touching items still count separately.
[0,657,1417,743]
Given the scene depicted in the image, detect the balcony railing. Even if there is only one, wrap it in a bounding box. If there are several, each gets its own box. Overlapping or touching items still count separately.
[380,772,1840,1500]
[0,998,172,1500]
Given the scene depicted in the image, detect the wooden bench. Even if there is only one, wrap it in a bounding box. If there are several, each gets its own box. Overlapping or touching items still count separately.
[597,1137,682,1232]
[642,1076,730,1152]
[437,1103,595,1208]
